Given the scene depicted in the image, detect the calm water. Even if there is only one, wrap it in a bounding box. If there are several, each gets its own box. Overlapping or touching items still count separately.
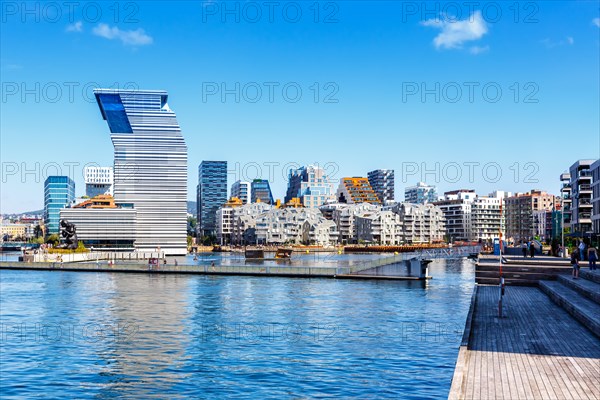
[0,258,475,399]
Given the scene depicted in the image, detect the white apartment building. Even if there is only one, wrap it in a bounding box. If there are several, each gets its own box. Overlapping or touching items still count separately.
[331,203,381,244]
[255,208,338,245]
[356,210,403,245]
[387,202,446,243]
[84,166,114,197]
[231,202,274,245]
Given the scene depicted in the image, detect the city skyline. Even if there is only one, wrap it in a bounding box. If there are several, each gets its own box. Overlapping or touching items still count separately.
[2,1,600,213]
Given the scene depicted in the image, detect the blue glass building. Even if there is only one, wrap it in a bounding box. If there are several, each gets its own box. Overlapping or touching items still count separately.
[197,161,228,236]
[44,176,75,235]
[251,179,274,204]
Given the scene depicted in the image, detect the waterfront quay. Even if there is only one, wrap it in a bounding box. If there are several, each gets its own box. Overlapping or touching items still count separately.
[449,257,600,400]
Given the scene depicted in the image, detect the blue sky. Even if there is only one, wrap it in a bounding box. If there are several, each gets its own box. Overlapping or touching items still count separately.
[1,1,599,213]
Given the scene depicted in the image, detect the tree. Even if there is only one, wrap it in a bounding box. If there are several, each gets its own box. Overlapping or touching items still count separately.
[46,234,59,246]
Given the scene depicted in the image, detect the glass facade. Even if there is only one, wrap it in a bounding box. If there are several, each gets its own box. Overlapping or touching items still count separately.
[405,182,438,204]
[368,169,395,203]
[285,165,335,208]
[198,161,228,236]
[251,179,274,204]
[44,176,75,234]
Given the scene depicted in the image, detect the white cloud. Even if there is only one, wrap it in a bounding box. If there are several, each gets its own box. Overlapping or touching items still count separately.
[92,23,153,46]
[469,45,489,55]
[541,36,574,48]
[66,21,83,32]
[421,11,488,50]
[593,18,600,28]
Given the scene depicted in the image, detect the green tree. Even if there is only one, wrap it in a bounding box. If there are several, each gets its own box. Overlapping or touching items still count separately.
[46,234,59,246]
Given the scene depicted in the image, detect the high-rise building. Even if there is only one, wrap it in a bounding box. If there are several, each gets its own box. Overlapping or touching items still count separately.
[231,180,251,204]
[591,159,600,235]
[251,179,274,204]
[336,177,381,204]
[505,190,556,243]
[44,176,75,234]
[285,165,336,208]
[405,182,438,204]
[94,89,188,255]
[368,169,395,203]
[84,166,113,197]
[569,160,595,235]
[197,161,228,237]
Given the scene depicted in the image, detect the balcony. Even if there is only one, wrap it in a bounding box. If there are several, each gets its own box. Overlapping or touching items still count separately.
[579,184,592,192]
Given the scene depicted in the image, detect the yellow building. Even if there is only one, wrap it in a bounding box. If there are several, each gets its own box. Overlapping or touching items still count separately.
[336,177,381,204]
[1,224,27,239]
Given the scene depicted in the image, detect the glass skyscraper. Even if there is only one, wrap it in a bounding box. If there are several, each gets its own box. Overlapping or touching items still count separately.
[251,179,274,204]
[94,89,188,255]
[197,161,228,237]
[44,176,75,234]
[285,165,335,208]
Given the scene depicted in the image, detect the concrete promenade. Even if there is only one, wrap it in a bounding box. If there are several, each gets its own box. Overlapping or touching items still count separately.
[449,280,600,400]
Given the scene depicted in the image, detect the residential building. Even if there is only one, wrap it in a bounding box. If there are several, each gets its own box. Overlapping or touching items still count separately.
[385,202,446,243]
[356,210,403,245]
[44,176,75,235]
[331,203,381,244]
[255,208,338,245]
[368,169,395,203]
[433,190,476,242]
[569,160,595,235]
[197,161,228,237]
[336,177,381,204]
[251,179,274,204]
[404,182,438,204]
[505,190,556,243]
[231,180,251,204]
[285,165,336,208]
[231,202,274,245]
[560,172,572,234]
[470,193,505,241]
[216,197,244,245]
[592,159,600,235]
[94,88,188,255]
[84,166,113,197]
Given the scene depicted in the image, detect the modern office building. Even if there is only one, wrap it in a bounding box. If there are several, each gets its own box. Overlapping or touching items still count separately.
[231,180,251,204]
[336,177,381,204]
[592,159,600,235]
[94,89,188,255]
[405,182,438,204]
[368,169,395,203]
[44,176,75,235]
[285,165,336,208]
[84,166,113,197]
[60,205,137,250]
[569,160,595,235]
[505,190,556,243]
[251,179,274,204]
[197,161,228,237]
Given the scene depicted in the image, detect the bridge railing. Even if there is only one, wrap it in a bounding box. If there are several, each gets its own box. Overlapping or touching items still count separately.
[349,245,482,274]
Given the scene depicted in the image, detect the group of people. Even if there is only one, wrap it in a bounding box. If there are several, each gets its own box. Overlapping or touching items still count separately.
[521,241,537,258]
[571,240,598,279]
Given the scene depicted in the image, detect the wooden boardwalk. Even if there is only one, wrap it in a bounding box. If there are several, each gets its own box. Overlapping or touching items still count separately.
[449,286,600,400]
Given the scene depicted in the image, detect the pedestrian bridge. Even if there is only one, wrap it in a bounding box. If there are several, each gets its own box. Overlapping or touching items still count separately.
[348,245,482,278]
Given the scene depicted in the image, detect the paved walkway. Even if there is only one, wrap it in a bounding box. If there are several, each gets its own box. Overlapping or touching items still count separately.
[450,286,600,400]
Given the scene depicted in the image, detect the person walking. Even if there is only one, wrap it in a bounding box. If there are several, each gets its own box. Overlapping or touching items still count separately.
[587,245,598,270]
[579,240,586,261]
[571,250,580,279]
[529,240,535,258]
[522,242,528,258]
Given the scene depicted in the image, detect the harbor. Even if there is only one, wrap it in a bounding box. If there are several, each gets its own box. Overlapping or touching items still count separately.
[449,255,600,400]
